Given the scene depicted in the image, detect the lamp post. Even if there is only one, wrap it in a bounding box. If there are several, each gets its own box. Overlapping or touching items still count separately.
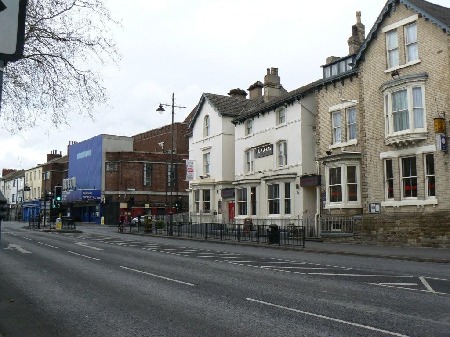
[156,93,185,235]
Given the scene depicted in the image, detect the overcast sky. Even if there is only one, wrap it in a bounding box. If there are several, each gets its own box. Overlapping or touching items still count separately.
[1,0,448,173]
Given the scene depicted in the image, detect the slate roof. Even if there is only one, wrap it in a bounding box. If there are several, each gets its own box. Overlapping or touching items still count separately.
[356,0,450,63]
[188,93,263,129]
[232,78,324,124]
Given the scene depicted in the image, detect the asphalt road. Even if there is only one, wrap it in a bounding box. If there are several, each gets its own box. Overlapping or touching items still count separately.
[1,223,449,337]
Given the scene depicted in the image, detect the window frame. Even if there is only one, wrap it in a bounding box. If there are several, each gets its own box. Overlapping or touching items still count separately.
[245,148,254,173]
[237,188,248,216]
[245,119,253,136]
[250,187,257,216]
[194,190,200,213]
[277,141,287,167]
[386,29,399,69]
[284,182,291,215]
[267,183,280,215]
[202,189,211,213]
[424,153,435,199]
[346,107,357,141]
[326,162,361,208]
[384,84,426,138]
[143,163,152,186]
[332,110,342,144]
[203,152,210,175]
[400,156,417,199]
[385,159,394,200]
[203,115,210,137]
[276,108,286,125]
[404,22,418,63]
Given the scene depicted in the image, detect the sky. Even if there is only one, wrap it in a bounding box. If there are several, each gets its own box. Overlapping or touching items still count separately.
[0,0,448,173]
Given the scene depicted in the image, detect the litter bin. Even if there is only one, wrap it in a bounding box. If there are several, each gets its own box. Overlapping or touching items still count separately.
[267,224,280,244]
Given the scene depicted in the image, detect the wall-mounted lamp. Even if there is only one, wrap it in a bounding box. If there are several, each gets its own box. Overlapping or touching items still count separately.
[391,69,400,79]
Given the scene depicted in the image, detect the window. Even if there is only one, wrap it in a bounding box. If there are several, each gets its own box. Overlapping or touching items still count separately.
[329,167,342,202]
[237,188,247,216]
[106,162,118,172]
[284,182,291,214]
[332,111,342,144]
[194,190,200,213]
[384,84,425,137]
[347,107,357,141]
[245,149,254,173]
[203,115,210,137]
[401,156,417,198]
[167,163,176,187]
[326,163,361,207]
[405,23,418,63]
[12,194,15,203]
[386,30,399,68]
[277,108,286,125]
[347,166,357,202]
[245,119,253,135]
[203,153,210,175]
[250,187,256,216]
[425,154,435,198]
[277,141,287,167]
[385,159,394,199]
[268,184,280,214]
[202,190,211,212]
[143,163,152,186]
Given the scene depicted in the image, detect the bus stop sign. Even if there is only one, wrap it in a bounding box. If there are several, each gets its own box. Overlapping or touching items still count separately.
[0,0,27,62]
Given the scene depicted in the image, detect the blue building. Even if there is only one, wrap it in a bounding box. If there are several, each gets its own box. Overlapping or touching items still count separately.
[65,135,133,224]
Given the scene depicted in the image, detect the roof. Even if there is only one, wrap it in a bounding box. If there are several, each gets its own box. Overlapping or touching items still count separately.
[356,0,450,63]
[232,78,323,124]
[3,169,25,181]
[188,93,262,129]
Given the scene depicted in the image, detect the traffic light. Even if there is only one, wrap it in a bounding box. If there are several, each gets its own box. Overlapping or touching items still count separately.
[54,186,62,202]
[0,191,7,220]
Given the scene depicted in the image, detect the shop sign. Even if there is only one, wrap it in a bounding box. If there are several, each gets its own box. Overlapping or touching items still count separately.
[254,144,273,158]
[300,174,321,187]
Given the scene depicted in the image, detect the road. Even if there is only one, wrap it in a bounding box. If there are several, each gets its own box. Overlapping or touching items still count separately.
[1,222,449,337]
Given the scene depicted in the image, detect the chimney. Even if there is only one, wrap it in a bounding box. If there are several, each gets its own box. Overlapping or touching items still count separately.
[228,88,247,100]
[263,67,282,102]
[46,149,62,162]
[348,11,365,55]
[248,81,263,100]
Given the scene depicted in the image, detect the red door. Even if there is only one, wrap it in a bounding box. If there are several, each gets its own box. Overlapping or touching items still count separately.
[228,201,235,222]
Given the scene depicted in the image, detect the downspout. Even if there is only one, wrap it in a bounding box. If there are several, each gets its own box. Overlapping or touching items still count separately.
[315,160,320,237]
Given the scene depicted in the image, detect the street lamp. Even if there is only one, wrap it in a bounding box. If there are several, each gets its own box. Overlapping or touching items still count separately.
[156,93,185,235]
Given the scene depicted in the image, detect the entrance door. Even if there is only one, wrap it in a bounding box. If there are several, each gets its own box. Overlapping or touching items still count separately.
[228,201,235,222]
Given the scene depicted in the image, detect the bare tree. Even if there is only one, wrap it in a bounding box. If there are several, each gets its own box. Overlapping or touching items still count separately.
[1,0,120,132]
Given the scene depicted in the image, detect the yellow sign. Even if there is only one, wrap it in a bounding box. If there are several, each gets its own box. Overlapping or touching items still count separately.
[434,118,446,133]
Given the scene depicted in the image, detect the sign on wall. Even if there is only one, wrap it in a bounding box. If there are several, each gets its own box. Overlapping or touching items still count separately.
[185,160,195,181]
[254,144,273,158]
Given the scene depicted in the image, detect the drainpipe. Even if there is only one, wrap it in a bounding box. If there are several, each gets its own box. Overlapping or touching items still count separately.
[315,161,321,237]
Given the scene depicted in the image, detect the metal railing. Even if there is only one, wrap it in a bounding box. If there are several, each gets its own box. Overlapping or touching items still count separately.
[320,216,355,236]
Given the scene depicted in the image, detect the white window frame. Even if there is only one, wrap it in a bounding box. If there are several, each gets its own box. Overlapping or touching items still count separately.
[267,183,280,215]
[245,119,253,136]
[237,188,248,216]
[245,149,254,173]
[202,189,211,213]
[325,162,361,208]
[203,152,210,175]
[404,23,418,63]
[384,159,394,200]
[203,115,210,137]
[194,190,200,213]
[400,156,417,199]
[384,84,426,138]
[276,108,286,125]
[386,29,399,69]
[284,182,291,215]
[332,110,342,144]
[346,107,357,141]
[277,141,287,167]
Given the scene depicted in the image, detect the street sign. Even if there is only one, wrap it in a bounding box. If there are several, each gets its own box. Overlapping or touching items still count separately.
[0,0,27,62]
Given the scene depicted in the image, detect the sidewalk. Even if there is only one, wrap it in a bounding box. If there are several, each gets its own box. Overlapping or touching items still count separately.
[4,221,450,263]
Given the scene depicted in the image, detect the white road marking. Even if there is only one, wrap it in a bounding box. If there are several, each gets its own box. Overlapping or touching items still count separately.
[419,276,436,293]
[4,244,32,254]
[261,266,329,270]
[67,251,100,261]
[37,242,58,249]
[119,266,195,286]
[368,283,449,295]
[246,298,411,337]
[75,242,103,251]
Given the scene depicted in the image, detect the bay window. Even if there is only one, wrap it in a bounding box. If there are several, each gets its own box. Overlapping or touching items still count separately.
[268,184,280,215]
[237,188,247,216]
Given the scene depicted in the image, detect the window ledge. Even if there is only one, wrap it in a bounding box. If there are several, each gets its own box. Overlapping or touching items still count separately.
[385,132,427,146]
[329,139,357,149]
[381,199,438,207]
[385,59,421,73]
[325,203,362,209]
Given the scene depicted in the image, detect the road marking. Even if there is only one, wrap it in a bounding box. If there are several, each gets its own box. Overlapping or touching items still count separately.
[119,266,195,286]
[246,298,411,337]
[37,242,59,249]
[75,242,103,251]
[67,251,100,261]
[4,244,32,254]
[377,283,418,286]
[368,283,449,295]
[419,276,436,293]
[261,266,329,270]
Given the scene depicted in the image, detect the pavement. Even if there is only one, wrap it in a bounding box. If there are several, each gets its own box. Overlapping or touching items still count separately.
[2,221,449,263]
